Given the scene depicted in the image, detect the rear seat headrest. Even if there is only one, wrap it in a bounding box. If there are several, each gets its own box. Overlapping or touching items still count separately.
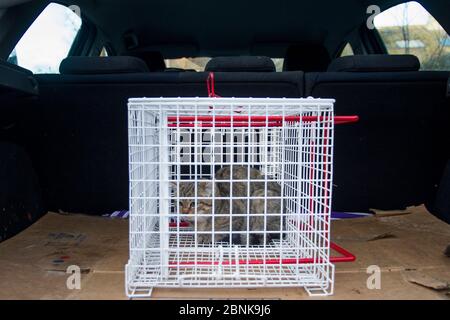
[59,56,149,75]
[205,56,275,72]
[283,44,331,72]
[127,51,166,72]
[327,54,420,72]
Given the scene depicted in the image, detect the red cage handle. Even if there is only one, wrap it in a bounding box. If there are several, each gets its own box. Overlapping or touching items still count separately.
[207,72,221,98]
[168,115,359,128]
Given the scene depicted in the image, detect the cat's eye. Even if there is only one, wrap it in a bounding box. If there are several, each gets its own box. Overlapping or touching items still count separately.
[190,202,195,208]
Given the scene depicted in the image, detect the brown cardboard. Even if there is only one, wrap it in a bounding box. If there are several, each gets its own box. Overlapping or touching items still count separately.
[403,271,449,290]
[0,205,449,300]
[370,207,413,217]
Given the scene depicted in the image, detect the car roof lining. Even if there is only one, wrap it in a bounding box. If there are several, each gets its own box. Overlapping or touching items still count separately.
[1,0,449,59]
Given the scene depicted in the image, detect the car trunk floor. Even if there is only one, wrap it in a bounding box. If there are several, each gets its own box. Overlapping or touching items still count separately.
[0,205,449,300]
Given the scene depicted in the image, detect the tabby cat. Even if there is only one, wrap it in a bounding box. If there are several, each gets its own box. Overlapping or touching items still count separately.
[175,166,282,245]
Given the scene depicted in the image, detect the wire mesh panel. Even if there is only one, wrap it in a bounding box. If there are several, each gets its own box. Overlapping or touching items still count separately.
[126,97,335,297]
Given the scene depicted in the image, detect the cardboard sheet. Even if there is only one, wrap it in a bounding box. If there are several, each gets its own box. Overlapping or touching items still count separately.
[0,205,449,300]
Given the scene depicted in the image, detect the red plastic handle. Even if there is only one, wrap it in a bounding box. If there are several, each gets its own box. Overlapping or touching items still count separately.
[167,115,359,127]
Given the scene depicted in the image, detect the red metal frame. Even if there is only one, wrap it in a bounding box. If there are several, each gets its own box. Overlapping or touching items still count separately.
[167,115,359,128]
[168,223,355,266]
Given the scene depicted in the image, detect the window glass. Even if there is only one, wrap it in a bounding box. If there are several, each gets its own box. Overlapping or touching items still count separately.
[271,58,284,72]
[7,3,82,74]
[165,57,211,71]
[374,1,450,70]
[340,43,354,57]
[100,47,109,57]
[165,57,285,72]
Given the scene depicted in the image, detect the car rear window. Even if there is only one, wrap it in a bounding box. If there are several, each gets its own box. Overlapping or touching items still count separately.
[165,57,285,72]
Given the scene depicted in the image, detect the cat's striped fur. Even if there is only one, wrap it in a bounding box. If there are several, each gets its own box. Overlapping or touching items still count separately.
[175,166,282,245]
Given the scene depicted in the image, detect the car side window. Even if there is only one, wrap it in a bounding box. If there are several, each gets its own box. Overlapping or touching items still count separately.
[340,43,355,57]
[100,47,109,57]
[7,3,82,74]
[374,1,450,70]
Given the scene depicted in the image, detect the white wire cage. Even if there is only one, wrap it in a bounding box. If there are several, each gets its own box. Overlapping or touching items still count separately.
[126,97,337,297]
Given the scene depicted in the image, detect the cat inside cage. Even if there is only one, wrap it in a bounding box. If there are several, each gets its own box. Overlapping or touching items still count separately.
[169,127,290,247]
